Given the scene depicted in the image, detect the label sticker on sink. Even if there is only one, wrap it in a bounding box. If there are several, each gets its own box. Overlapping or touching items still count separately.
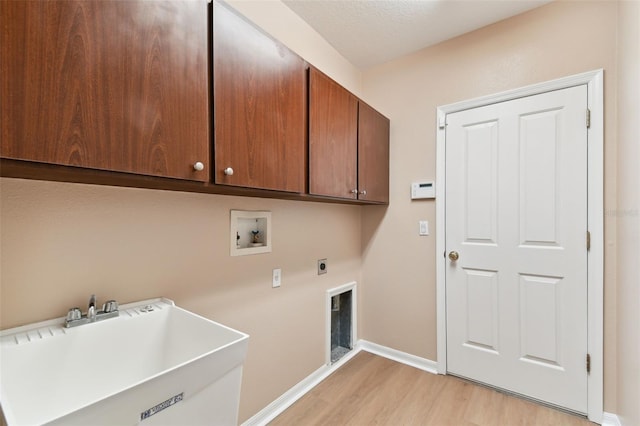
[140,392,184,421]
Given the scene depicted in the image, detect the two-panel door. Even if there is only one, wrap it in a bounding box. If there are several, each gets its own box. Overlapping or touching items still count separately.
[1,0,210,181]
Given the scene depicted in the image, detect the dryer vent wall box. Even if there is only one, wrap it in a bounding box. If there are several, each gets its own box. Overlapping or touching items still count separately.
[411,181,435,199]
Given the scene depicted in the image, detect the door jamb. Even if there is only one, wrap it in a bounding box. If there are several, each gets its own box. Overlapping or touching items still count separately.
[435,69,604,423]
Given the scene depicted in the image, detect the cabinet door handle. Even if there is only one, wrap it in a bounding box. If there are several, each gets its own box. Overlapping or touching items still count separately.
[350,189,358,194]
[359,190,367,196]
[193,162,205,171]
[224,167,234,176]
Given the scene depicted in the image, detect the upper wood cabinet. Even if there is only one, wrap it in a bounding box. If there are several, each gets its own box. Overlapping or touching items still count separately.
[358,102,390,203]
[213,2,307,193]
[309,68,359,199]
[0,0,210,182]
[309,68,389,203]
[1,1,389,205]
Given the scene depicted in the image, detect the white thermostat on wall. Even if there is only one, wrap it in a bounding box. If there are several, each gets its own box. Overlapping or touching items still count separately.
[411,181,435,199]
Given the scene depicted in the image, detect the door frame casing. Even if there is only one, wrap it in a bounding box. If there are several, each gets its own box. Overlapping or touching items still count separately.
[435,69,604,423]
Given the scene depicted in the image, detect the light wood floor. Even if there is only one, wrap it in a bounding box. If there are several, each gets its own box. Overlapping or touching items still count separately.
[270,351,594,426]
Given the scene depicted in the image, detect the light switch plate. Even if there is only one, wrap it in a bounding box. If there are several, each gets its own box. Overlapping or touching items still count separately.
[419,220,429,236]
[272,268,281,288]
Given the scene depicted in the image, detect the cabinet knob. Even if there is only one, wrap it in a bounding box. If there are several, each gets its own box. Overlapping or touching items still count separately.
[350,189,358,194]
[193,162,205,171]
[224,167,234,176]
[359,190,367,196]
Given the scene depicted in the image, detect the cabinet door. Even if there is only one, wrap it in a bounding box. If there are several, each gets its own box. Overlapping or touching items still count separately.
[358,102,390,203]
[0,1,210,181]
[213,2,306,193]
[309,69,358,199]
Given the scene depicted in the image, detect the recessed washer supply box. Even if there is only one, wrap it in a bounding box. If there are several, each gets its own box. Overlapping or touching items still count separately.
[411,181,435,199]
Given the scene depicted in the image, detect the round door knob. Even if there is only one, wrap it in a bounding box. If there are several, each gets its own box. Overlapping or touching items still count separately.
[350,189,358,194]
[193,162,204,171]
[359,190,367,196]
[448,251,459,261]
[224,167,234,176]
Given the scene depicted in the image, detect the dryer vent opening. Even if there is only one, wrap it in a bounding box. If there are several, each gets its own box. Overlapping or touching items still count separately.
[330,290,352,364]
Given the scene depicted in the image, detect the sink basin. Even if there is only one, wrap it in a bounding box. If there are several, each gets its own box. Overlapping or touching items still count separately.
[0,298,249,425]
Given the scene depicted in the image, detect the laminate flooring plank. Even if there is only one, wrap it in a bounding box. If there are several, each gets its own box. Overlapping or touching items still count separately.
[462,381,505,426]
[346,358,424,425]
[422,376,477,426]
[388,367,447,425]
[270,352,593,426]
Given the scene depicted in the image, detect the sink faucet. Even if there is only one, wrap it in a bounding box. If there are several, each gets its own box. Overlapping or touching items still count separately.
[65,294,119,328]
[87,294,96,321]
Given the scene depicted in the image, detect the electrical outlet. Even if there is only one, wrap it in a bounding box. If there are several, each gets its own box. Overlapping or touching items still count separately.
[318,259,327,275]
[272,268,281,288]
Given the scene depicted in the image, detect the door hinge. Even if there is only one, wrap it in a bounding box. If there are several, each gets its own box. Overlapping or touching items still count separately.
[587,231,591,251]
[438,117,447,129]
[586,353,591,374]
[586,109,591,129]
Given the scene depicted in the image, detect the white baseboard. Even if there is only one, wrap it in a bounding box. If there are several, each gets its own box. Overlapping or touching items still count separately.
[241,346,361,426]
[241,340,438,426]
[358,340,439,375]
[602,412,622,426]
[243,339,615,426]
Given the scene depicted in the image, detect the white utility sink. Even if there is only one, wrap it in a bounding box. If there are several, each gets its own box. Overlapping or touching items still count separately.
[0,298,249,425]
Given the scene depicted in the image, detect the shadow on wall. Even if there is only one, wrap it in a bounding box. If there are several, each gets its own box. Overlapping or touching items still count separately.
[361,205,389,253]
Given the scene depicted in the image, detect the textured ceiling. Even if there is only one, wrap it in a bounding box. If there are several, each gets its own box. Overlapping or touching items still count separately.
[283,0,553,69]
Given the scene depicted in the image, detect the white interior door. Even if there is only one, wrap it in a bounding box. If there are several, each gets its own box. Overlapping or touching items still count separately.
[445,85,588,413]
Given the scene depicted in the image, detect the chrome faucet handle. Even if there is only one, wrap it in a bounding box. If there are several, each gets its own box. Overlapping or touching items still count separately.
[66,308,82,322]
[103,300,119,313]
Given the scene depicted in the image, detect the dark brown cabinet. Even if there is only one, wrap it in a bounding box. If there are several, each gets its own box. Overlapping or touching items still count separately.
[1,0,389,205]
[213,2,307,193]
[0,0,210,182]
[358,102,390,203]
[309,69,390,203]
[309,68,359,199]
